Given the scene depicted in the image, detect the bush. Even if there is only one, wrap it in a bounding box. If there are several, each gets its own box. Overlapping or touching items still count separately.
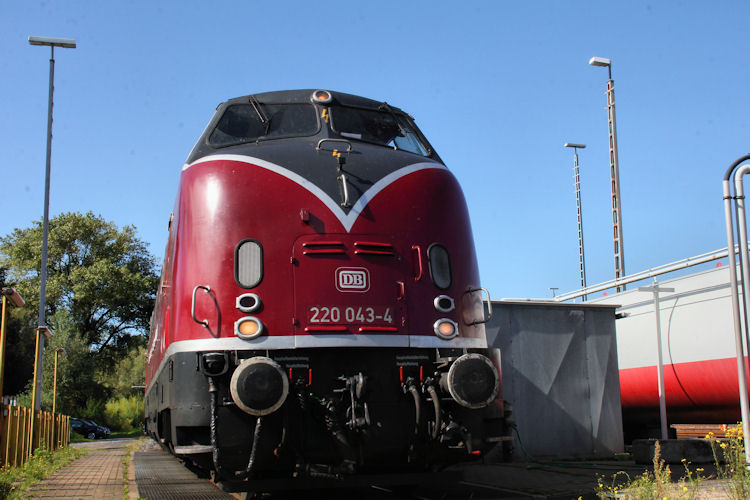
[103,395,143,432]
[76,398,106,422]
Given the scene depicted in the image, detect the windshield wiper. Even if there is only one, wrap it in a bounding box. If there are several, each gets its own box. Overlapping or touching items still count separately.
[378,102,408,140]
[249,96,271,136]
[378,102,431,155]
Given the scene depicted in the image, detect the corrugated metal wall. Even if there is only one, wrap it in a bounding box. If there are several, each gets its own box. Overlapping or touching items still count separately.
[486,301,624,458]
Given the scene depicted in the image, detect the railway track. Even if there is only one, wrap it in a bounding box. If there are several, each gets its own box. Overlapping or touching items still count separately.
[134,441,550,499]
[134,439,617,499]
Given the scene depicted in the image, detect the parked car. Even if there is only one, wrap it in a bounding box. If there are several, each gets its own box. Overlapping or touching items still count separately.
[71,417,110,439]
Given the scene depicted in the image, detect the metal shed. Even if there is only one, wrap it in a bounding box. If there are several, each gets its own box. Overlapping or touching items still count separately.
[485,300,624,458]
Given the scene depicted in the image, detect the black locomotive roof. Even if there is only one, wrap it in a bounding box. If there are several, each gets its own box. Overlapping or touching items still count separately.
[184,90,444,214]
[186,89,438,163]
[220,89,407,114]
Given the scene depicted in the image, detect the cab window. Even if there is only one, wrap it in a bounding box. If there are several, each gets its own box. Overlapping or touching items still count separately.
[209,103,318,147]
[329,106,428,156]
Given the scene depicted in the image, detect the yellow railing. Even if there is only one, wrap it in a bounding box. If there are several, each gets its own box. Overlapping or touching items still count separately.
[0,405,70,467]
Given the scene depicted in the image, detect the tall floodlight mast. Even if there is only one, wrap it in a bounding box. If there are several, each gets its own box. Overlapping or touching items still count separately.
[589,56,626,291]
[565,143,587,300]
[28,35,76,411]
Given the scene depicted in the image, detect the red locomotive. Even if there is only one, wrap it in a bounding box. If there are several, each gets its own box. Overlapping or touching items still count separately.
[144,90,504,487]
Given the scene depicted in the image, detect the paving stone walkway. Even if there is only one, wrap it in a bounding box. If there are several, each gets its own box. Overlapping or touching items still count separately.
[24,438,138,499]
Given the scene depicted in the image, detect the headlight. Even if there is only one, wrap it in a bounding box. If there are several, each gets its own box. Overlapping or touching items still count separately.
[441,353,500,409]
[230,357,289,416]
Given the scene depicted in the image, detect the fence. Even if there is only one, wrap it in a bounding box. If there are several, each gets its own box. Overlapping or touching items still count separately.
[0,405,70,467]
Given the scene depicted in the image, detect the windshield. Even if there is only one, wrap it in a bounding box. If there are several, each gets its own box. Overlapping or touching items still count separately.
[329,106,429,156]
[209,103,318,147]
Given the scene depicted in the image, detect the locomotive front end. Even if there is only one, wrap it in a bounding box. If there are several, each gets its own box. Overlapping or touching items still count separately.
[144,90,507,486]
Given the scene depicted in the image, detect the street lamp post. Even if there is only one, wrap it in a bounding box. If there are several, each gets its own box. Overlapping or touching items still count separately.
[28,326,51,453]
[52,348,66,448]
[28,36,76,411]
[565,143,587,300]
[589,56,626,291]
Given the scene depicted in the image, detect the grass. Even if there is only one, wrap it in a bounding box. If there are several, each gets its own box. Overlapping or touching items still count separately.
[0,445,88,499]
[69,427,144,443]
[122,438,145,500]
[69,431,86,443]
[111,428,145,440]
[597,425,750,499]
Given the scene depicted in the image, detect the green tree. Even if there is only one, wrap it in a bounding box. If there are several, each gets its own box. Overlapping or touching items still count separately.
[16,309,104,412]
[99,345,146,399]
[0,212,158,405]
[0,268,36,396]
[0,212,158,357]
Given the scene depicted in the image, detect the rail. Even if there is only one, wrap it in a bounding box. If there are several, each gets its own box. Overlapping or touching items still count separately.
[0,404,70,467]
[554,246,736,302]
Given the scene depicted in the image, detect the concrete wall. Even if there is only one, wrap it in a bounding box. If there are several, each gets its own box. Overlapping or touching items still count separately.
[486,301,624,458]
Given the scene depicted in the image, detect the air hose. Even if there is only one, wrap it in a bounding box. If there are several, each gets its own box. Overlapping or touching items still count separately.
[408,384,422,435]
[208,378,264,480]
[426,383,441,440]
[403,378,422,436]
[323,400,357,472]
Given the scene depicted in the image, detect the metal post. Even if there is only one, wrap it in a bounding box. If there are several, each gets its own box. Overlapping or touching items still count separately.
[638,279,675,439]
[565,143,588,300]
[0,295,7,402]
[722,153,750,465]
[733,165,750,371]
[34,45,55,413]
[28,329,40,453]
[590,57,626,290]
[574,149,587,299]
[29,36,75,411]
[52,351,58,413]
[606,77,626,290]
[52,349,58,448]
[52,348,64,448]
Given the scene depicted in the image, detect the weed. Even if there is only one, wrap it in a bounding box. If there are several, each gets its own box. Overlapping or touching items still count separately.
[708,425,750,500]
[597,423,750,499]
[596,441,699,499]
[122,438,146,500]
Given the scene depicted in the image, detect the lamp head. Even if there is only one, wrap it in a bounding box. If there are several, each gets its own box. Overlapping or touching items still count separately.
[1,288,25,308]
[589,56,611,67]
[564,143,586,149]
[28,36,76,49]
[37,325,53,339]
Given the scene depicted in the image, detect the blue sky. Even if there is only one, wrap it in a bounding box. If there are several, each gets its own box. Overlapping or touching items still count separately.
[1,1,749,299]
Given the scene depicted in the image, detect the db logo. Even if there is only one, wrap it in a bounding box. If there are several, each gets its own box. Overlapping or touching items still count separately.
[336,267,370,292]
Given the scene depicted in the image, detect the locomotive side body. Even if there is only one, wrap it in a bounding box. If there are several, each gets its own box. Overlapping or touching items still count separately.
[145,90,504,482]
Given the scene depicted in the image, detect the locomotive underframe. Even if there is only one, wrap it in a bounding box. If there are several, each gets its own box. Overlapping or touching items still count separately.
[144,346,506,480]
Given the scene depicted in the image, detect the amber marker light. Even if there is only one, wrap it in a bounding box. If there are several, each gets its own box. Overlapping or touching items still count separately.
[312,90,332,103]
[235,317,264,340]
[433,318,458,340]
